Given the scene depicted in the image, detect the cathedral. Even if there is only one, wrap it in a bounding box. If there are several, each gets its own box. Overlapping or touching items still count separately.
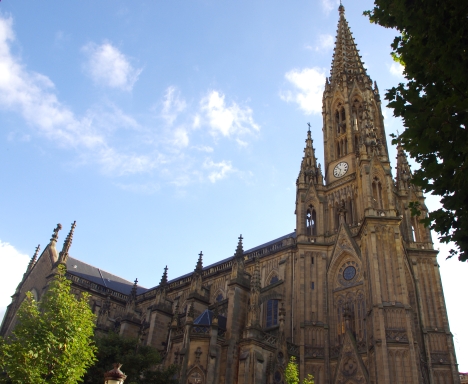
[0,5,460,384]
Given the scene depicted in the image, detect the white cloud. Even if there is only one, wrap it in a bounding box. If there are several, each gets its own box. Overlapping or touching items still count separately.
[192,145,213,153]
[280,67,326,115]
[200,91,260,140]
[204,159,234,183]
[0,15,162,176]
[82,42,142,91]
[161,86,187,126]
[389,61,404,77]
[172,127,189,148]
[322,0,339,14]
[0,15,246,188]
[313,34,334,51]
[0,240,30,321]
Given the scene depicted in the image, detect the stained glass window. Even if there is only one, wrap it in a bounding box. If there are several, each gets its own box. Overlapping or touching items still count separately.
[266,299,279,327]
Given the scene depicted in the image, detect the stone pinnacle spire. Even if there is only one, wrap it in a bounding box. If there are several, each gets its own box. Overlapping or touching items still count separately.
[195,251,203,273]
[160,265,168,286]
[396,142,413,191]
[298,123,322,186]
[330,4,369,86]
[235,235,244,259]
[27,244,40,271]
[57,221,76,265]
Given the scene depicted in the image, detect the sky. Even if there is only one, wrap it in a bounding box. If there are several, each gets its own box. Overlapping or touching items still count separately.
[0,0,466,371]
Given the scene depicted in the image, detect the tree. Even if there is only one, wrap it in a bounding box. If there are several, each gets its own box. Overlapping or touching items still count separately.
[83,332,178,384]
[0,265,96,383]
[285,356,314,384]
[364,1,468,261]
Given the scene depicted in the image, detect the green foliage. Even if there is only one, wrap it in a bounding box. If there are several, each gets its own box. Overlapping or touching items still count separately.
[0,265,96,383]
[284,356,314,384]
[83,332,178,384]
[365,0,468,261]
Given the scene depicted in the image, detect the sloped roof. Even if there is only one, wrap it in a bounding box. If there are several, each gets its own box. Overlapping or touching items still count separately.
[66,257,148,295]
[194,309,227,330]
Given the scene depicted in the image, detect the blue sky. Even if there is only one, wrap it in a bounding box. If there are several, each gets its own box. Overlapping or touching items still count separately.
[0,0,466,370]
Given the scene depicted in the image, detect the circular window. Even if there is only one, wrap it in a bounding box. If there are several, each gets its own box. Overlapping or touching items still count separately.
[343,266,356,281]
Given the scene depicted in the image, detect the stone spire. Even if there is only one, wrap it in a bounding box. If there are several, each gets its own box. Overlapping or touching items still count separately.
[230,234,247,284]
[330,3,370,86]
[235,235,244,260]
[298,124,323,186]
[396,142,413,191]
[126,278,138,313]
[160,265,168,286]
[130,278,138,300]
[57,221,76,266]
[189,252,205,297]
[27,244,40,271]
[194,251,203,273]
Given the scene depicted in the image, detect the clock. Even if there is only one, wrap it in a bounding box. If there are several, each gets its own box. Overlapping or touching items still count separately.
[333,161,349,178]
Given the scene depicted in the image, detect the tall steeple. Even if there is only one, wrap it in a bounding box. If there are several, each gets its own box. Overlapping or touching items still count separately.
[322,4,388,184]
[329,4,369,87]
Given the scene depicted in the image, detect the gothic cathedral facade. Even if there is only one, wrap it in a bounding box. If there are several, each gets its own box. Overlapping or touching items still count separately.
[1,5,460,384]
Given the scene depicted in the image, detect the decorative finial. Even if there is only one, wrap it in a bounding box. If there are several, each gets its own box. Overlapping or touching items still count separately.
[338,1,345,15]
[134,278,138,285]
[307,122,311,132]
[50,223,62,243]
[160,265,168,286]
[195,251,203,272]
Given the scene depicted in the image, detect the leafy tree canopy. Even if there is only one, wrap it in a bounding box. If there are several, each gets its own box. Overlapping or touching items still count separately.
[83,332,178,384]
[365,0,468,261]
[0,265,96,383]
[285,356,314,384]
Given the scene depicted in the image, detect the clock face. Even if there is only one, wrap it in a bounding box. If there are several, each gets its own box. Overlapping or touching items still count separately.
[333,161,349,178]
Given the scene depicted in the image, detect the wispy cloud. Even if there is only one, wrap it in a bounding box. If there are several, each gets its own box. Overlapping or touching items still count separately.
[200,91,260,141]
[0,15,255,189]
[204,159,234,183]
[280,67,326,115]
[307,34,334,52]
[161,86,187,126]
[0,240,30,320]
[322,0,340,14]
[82,42,142,91]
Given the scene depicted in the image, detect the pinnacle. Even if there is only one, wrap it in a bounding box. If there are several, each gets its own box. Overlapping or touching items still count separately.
[160,265,168,286]
[28,244,40,271]
[195,251,203,272]
[235,235,244,258]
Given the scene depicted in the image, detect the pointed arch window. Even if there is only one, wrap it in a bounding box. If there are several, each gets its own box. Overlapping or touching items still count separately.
[266,299,279,328]
[306,206,317,236]
[372,177,384,209]
[352,98,363,131]
[336,104,346,135]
